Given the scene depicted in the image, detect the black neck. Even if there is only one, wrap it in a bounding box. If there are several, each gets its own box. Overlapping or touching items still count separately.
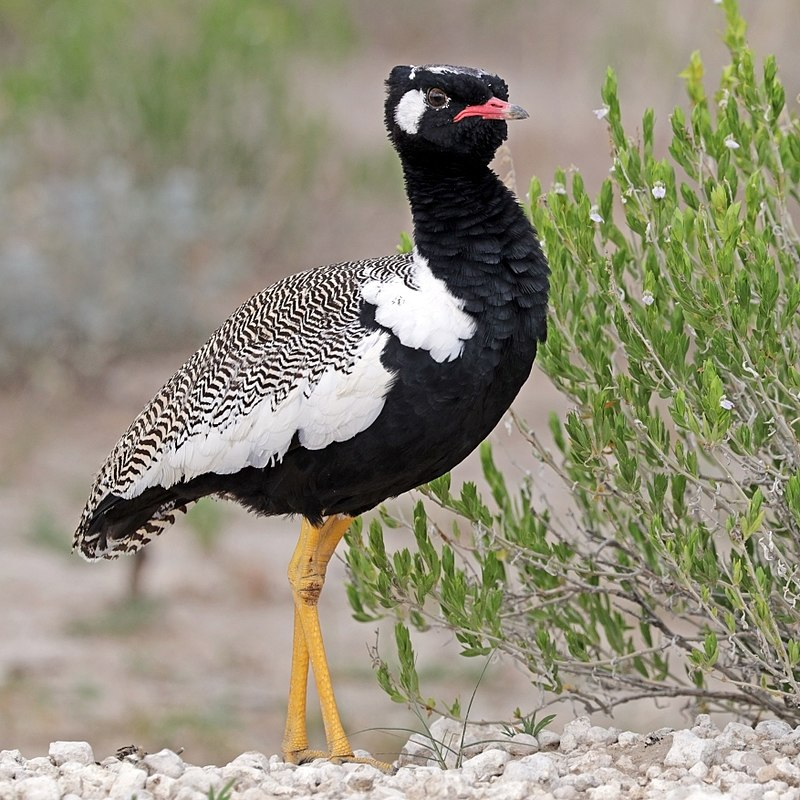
[401,156,549,340]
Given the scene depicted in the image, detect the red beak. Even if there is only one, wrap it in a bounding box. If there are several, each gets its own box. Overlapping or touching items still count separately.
[453,97,529,123]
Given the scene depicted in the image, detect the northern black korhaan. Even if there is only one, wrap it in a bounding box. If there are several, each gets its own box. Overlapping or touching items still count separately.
[75,64,550,769]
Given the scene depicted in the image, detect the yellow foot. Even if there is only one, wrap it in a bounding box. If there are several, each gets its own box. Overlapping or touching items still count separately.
[330,754,396,774]
[283,748,328,765]
[283,749,395,773]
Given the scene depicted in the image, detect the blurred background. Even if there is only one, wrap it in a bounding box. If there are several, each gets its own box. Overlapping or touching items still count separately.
[1,0,798,766]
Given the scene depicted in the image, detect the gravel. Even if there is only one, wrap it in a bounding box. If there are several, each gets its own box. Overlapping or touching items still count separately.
[3,715,800,799]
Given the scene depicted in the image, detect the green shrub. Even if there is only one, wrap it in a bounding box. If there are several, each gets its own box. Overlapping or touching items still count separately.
[346,0,800,726]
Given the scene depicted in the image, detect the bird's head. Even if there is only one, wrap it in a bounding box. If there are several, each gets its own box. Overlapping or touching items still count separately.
[384,64,528,167]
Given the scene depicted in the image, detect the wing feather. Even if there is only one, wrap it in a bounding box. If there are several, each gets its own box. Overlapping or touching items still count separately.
[75,257,408,558]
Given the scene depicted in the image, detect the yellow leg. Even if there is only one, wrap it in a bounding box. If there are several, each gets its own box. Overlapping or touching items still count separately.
[281,516,392,771]
[282,531,315,759]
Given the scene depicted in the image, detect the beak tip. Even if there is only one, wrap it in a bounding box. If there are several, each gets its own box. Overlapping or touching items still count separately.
[507,104,529,121]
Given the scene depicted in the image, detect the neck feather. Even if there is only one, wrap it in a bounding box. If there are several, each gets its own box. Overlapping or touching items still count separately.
[401,157,549,344]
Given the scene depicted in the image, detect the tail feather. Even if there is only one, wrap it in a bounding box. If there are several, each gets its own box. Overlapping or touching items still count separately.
[74,486,194,560]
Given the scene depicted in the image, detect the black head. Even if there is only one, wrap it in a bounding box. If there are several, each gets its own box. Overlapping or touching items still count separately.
[385,64,528,166]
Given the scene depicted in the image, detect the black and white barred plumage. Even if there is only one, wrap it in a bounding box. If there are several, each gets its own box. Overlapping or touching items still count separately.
[75,64,549,561]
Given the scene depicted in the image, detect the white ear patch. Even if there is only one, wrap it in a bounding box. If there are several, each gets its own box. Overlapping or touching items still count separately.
[394,89,426,135]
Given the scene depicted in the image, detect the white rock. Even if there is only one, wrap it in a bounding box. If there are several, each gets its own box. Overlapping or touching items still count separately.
[238,774,287,796]
[616,731,640,747]
[483,780,530,800]
[368,787,409,800]
[729,785,773,800]
[79,763,115,798]
[291,764,325,791]
[688,761,709,780]
[570,750,613,772]
[561,771,601,792]
[552,787,578,800]
[507,732,539,756]
[755,719,793,739]
[773,756,800,781]
[502,759,539,783]
[720,721,758,748]
[616,755,636,773]
[691,714,720,738]
[461,724,511,759]
[109,762,147,800]
[218,763,261,786]
[24,758,58,778]
[1,763,22,781]
[56,763,87,796]
[142,748,185,778]
[48,741,94,767]
[587,726,620,746]
[398,718,462,768]
[174,788,208,800]
[344,762,381,792]
[227,751,270,771]
[15,776,61,800]
[726,749,767,775]
[664,730,717,768]
[560,716,591,752]
[645,765,663,780]
[516,752,559,783]
[146,773,178,799]
[588,782,622,800]
[461,748,511,780]
[537,729,561,749]
[388,765,437,792]
[672,790,726,800]
[177,765,222,794]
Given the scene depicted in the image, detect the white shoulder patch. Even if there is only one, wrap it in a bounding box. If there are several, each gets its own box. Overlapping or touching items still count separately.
[361,250,476,363]
[394,89,426,135]
[125,331,394,496]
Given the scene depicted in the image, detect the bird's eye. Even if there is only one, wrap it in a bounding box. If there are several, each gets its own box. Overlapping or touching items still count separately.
[425,87,449,109]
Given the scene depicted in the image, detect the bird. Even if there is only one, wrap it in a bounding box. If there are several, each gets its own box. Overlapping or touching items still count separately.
[74,63,549,769]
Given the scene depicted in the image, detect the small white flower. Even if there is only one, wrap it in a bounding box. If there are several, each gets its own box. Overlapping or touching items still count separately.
[724,135,740,150]
[719,395,734,411]
[651,182,667,200]
[593,105,610,120]
[552,182,567,195]
[642,290,655,306]
[590,206,604,224]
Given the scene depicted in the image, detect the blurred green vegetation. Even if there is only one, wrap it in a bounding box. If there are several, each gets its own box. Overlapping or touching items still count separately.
[0,0,357,377]
[0,0,355,176]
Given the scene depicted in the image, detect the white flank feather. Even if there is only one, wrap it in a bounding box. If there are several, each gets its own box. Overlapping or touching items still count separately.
[124,331,394,496]
[299,331,393,449]
[361,250,476,362]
